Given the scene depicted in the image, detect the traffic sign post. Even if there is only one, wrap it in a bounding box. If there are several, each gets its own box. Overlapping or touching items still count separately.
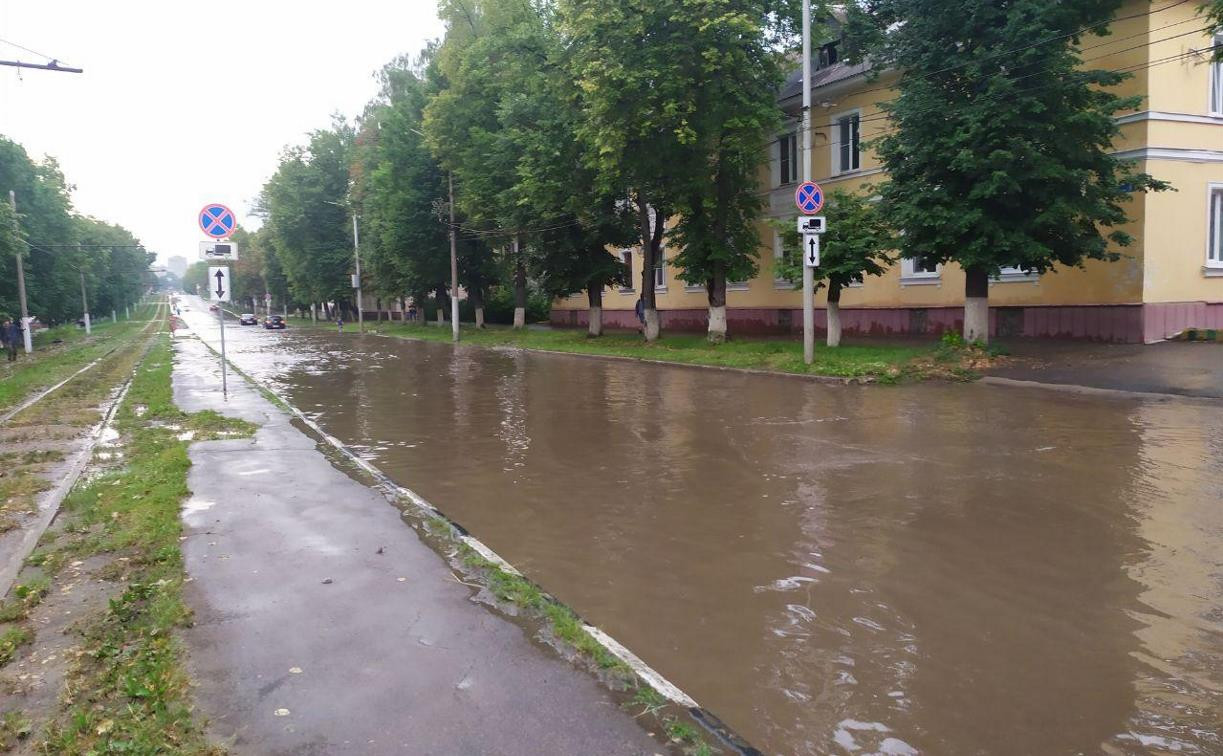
[795,182,825,364]
[803,234,821,268]
[199,241,239,261]
[199,204,237,239]
[209,265,231,399]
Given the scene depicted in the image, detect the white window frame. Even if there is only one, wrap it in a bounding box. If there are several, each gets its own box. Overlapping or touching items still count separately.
[1211,35,1223,116]
[619,250,635,293]
[778,131,799,186]
[653,249,667,291]
[900,256,941,286]
[832,109,861,176]
[773,230,794,288]
[1208,183,1223,270]
[994,264,1039,283]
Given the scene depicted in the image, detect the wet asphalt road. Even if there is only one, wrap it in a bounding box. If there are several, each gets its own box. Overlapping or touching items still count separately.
[177,298,1223,755]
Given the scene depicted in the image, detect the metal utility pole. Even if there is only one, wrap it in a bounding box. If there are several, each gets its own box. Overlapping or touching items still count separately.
[79,263,91,335]
[801,0,815,365]
[352,214,364,333]
[9,191,32,354]
[449,173,459,343]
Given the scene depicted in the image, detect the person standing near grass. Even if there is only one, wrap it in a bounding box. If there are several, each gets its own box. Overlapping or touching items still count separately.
[336,317,344,334]
[2,317,19,362]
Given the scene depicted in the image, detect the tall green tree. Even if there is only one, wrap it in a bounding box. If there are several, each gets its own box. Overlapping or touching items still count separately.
[259,121,356,319]
[355,52,455,321]
[426,0,541,329]
[847,0,1168,343]
[562,0,795,342]
[776,190,896,346]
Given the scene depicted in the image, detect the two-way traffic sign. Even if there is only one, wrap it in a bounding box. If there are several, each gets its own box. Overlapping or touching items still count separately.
[209,266,232,302]
[803,234,820,268]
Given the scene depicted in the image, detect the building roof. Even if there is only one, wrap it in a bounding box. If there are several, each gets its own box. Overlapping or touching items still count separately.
[778,60,873,104]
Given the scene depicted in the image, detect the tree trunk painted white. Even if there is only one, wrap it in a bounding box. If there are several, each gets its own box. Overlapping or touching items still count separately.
[644,308,660,342]
[827,301,842,347]
[513,306,526,329]
[475,306,485,329]
[964,297,989,344]
[436,306,445,325]
[311,303,317,323]
[588,306,603,337]
[707,305,727,344]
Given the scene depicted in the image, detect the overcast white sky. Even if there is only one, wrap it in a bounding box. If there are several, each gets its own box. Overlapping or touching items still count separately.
[0,0,444,266]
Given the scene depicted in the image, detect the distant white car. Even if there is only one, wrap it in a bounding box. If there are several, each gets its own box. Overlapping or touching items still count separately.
[239,313,259,325]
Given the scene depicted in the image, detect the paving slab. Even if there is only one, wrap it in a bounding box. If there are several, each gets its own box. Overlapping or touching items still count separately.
[171,334,663,755]
[986,339,1223,398]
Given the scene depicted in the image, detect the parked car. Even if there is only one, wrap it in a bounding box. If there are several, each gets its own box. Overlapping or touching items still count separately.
[239,313,259,325]
[263,315,287,330]
[208,304,219,313]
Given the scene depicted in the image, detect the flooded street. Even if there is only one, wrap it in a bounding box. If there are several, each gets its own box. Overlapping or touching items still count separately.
[183,306,1222,754]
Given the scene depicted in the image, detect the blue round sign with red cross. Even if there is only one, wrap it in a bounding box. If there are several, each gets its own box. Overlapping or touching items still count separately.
[795,181,824,215]
[199,203,237,239]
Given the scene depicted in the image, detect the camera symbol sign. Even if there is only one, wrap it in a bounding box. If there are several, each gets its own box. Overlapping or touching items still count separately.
[794,181,824,215]
[199,203,237,239]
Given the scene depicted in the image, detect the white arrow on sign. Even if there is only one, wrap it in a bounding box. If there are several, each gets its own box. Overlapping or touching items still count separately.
[803,234,820,268]
[209,266,232,302]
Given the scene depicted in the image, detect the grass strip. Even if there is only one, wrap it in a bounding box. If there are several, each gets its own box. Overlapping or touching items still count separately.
[0,303,160,413]
[6,331,252,753]
[309,318,996,381]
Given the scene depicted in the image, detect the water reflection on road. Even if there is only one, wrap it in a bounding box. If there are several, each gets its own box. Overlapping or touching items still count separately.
[184,309,1223,755]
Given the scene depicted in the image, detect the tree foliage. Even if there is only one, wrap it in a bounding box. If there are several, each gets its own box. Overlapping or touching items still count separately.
[258,122,357,314]
[846,0,1168,283]
[775,190,896,298]
[0,137,149,324]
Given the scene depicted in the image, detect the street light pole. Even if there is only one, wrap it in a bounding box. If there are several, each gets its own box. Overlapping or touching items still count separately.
[352,214,364,334]
[9,191,32,354]
[801,0,815,365]
[449,173,459,343]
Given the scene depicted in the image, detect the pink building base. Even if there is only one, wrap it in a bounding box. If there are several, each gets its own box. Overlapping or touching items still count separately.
[550,302,1223,343]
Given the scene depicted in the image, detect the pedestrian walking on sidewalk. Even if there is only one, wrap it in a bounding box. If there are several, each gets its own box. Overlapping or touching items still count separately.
[336,317,344,334]
[634,297,645,334]
[2,318,20,362]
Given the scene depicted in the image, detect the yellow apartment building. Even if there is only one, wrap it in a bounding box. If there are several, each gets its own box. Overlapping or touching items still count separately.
[551,0,1223,342]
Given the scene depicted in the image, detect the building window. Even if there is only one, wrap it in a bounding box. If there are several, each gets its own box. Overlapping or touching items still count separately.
[654,250,667,289]
[834,111,860,174]
[620,251,635,292]
[995,264,1038,282]
[1209,185,1223,267]
[900,255,940,285]
[1213,36,1223,115]
[816,41,839,70]
[778,132,799,186]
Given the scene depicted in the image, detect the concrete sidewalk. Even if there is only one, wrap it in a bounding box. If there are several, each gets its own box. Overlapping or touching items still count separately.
[986,339,1223,399]
[171,334,663,755]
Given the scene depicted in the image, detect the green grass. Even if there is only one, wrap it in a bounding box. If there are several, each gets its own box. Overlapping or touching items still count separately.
[25,331,248,754]
[350,320,959,381]
[0,303,160,412]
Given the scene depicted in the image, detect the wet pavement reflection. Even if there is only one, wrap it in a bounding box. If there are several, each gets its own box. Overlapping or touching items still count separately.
[186,310,1223,755]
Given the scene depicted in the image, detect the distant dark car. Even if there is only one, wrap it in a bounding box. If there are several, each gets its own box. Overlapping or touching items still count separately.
[263,315,287,330]
[239,313,258,326]
[208,304,219,313]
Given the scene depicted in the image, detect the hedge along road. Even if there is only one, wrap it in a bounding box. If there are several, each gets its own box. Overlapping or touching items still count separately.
[177,296,1223,755]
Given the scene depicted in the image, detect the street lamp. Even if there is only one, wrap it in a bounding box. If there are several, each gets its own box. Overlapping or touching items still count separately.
[324,200,364,334]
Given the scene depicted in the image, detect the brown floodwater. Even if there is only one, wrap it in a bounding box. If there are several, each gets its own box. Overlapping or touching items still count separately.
[209,322,1223,755]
